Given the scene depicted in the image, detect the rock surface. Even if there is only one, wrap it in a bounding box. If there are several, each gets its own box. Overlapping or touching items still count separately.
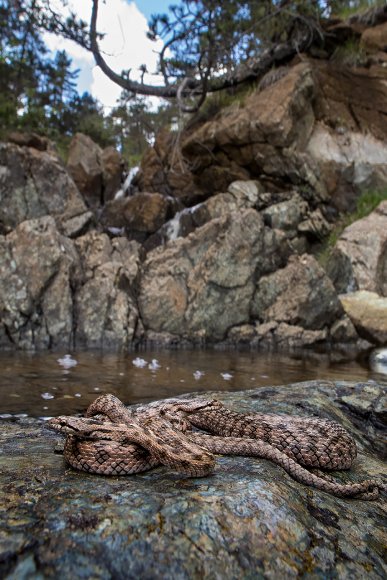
[0,142,87,235]
[139,209,287,341]
[252,254,343,330]
[1,14,387,351]
[0,380,386,579]
[340,291,387,345]
[327,200,387,296]
[101,192,173,234]
[0,217,142,350]
[67,133,126,207]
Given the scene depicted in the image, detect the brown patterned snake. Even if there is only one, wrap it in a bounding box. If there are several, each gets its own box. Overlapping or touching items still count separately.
[48,394,385,500]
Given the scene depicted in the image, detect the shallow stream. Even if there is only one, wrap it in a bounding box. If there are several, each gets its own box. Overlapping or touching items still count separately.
[1,348,386,418]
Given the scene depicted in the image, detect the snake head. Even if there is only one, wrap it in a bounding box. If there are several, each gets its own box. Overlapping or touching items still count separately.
[171,399,224,414]
[48,416,105,436]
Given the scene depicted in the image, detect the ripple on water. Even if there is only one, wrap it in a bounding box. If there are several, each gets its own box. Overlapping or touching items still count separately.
[0,349,385,417]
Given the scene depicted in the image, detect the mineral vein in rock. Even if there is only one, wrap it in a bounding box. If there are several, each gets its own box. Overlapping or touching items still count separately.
[48,394,385,500]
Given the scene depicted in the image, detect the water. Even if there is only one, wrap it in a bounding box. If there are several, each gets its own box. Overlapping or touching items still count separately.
[1,348,386,419]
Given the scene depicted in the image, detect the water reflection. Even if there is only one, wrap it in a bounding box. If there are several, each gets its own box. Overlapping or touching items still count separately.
[0,349,385,418]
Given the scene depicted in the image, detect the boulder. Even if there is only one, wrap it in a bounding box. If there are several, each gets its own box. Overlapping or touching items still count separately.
[0,216,79,349]
[101,192,173,234]
[182,63,316,194]
[100,146,126,202]
[67,133,126,207]
[0,381,385,578]
[254,321,329,349]
[361,21,387,53]
[0,217,143,350]
[251,254,343,330]
[327,200,387,296]
[0,142,88,235]
[139,209,287,341]
[66,133,103,206]
[145,180,263,249]
[340,291,387,345]
[261,194,309,235]
[134,128,203,203]
[74,233,143,349]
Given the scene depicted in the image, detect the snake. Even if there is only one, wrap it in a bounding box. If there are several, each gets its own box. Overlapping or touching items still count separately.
[48,394,385,500]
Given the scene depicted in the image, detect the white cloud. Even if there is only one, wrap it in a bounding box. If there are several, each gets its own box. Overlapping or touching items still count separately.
[42,0,165,109]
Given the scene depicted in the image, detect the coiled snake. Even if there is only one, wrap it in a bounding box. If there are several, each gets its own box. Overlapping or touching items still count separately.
[48,394,385,500]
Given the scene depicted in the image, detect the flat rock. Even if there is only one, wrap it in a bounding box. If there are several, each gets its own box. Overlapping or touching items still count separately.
[0,380,386,579]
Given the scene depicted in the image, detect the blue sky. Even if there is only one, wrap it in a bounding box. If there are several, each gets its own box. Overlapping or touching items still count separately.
[136,0,173,21]
[44,0,174,109]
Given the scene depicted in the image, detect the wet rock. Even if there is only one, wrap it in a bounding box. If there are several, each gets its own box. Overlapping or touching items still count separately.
[329,315,361,344]
[139,209,287,341]
[145,180,263,249]
[254,321,328,349]
[0,381,385,579]
[327,200,387,296]
[252,254,343,331]
[101,192,173,234]
[340,290,387,344]
[0,142,87,234]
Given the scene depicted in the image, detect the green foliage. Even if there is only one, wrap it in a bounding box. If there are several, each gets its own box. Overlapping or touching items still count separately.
[318,188,387,266]
[329,0,386,19]
[0,0,80,139]
[331,38,368,67]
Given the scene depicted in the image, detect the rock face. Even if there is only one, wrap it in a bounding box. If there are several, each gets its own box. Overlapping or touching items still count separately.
[137,57,387,213]
[0,216,78,349]
[1,14,386,351]
[101,192,173,235]
[67,133,126,207]
[327,200,387,296]
[252,254,343,330]
[139,209,288,341]
[182,62,318,197]
[0,142,88,235]
[74,233,142,349]
[0,217,142,350]
[326,201,387,345]
[134,128,203,204]
[0,380,386,579]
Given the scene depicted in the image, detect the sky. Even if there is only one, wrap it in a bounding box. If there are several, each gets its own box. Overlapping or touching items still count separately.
[43,0,173,110]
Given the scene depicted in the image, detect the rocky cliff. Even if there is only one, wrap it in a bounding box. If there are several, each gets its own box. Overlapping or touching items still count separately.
[0,13,386,351]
